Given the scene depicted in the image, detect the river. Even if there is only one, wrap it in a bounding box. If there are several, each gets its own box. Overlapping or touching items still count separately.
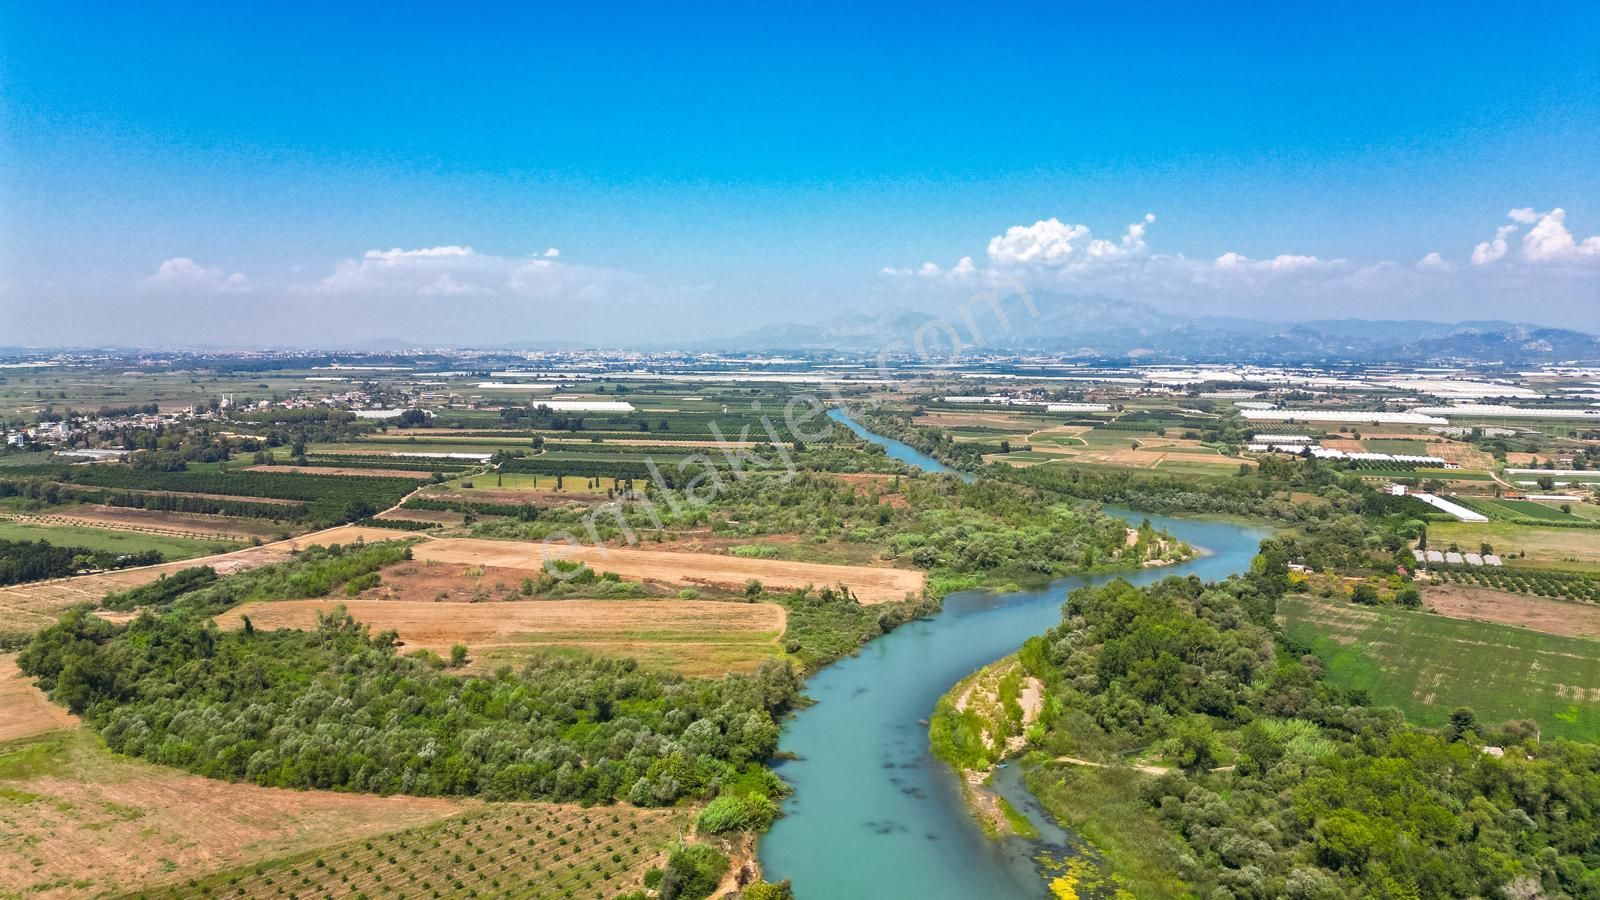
[757,409,1269,898]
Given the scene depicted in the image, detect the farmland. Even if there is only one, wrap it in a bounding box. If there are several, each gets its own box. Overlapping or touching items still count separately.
[0,519,240,560]
[141,801,691,900]
[0,729,469,899]
[218,595,788,676]
[408,536,927,604]
[1423,581,1600,640]
[1280,594,1600,741]
[1427,521,1600,572]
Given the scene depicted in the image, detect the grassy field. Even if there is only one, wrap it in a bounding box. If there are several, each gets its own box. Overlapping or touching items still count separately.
[1428,521,1600,572]
[1280,594,1600,741]
[0,519,240,560]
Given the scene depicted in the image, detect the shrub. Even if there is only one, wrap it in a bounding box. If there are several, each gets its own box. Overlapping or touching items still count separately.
[657,843,728,900]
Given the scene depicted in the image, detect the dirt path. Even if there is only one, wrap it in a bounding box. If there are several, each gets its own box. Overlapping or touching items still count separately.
[1052,756,1235,776]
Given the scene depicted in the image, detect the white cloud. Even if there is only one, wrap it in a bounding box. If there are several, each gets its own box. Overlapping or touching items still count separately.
[1471,208,1600,265]
[1471,224,1518,265]
[542,247,561,258]
[1213,252,1328,273]
[1517,208,1600,262]
[363,245,475,262]
[142,258,253,294]
[985,214,1155,269]
[1417,252,1450,270]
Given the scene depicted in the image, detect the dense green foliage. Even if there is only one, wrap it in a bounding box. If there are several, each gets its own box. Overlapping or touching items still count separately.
[771,584,938,669]
[657,842,730,900]
[19,603,802,806]
[1023,566,1600,898]
[0,536,161,585]
[474,469,1180,587]
[101,565,218,611]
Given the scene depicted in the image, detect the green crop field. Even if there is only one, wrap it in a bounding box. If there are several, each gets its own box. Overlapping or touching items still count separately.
[0,520,239,560]
[1281,594,1600,741]
[1363,439,1431,455]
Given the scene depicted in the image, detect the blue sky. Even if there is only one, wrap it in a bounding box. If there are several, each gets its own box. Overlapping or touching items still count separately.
[2,2,1597,346]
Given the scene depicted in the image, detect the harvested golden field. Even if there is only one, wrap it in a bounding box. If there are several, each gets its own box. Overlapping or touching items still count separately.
[1424,582,1600,640]
[0,730,468,899]
[0,526,410,635]
[247,464,439,478]
[409,537,925,604]
[218,596,787,676]
[0,655,76,743]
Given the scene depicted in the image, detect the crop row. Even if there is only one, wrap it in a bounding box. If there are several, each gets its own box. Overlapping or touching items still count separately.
[1440,567,1600,604]
[133,804,687,900]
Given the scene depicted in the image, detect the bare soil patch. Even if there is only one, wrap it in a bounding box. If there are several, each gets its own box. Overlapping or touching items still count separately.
[1425,583,1600,640]
[0,731,468,899]
[408,537,924,604]
[219,596,786,676]
[376,507,465,525]
[0,655,76,743]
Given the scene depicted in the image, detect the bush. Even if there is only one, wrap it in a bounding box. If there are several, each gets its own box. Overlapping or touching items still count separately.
[657,843,728,900]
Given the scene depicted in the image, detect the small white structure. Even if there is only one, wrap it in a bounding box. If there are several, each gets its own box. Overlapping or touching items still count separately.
[1464,553,1483,566]
[527,400,637,412]
[1045,402,1112,413]
[1426,550,1446,564]
[1445,551,1465,565]
[1483,554,1503,567]
[1241,409,1448,425]
[1410,492,1489,522]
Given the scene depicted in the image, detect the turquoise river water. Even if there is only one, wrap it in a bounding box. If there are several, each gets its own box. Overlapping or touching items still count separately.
[757,410,1269,898]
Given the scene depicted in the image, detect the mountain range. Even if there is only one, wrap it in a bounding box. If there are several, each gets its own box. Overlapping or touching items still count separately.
[716,293,1600,364]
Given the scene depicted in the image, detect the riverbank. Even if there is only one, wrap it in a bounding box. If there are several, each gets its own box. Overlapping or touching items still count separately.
[928,654,1045,838]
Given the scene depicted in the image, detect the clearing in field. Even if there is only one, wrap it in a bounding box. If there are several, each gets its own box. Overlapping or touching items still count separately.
[1280,594,1600,741]
[218,596,787,676]
[1423,582,1600,640]
[0,729,468,899]
[408,536,925,604]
